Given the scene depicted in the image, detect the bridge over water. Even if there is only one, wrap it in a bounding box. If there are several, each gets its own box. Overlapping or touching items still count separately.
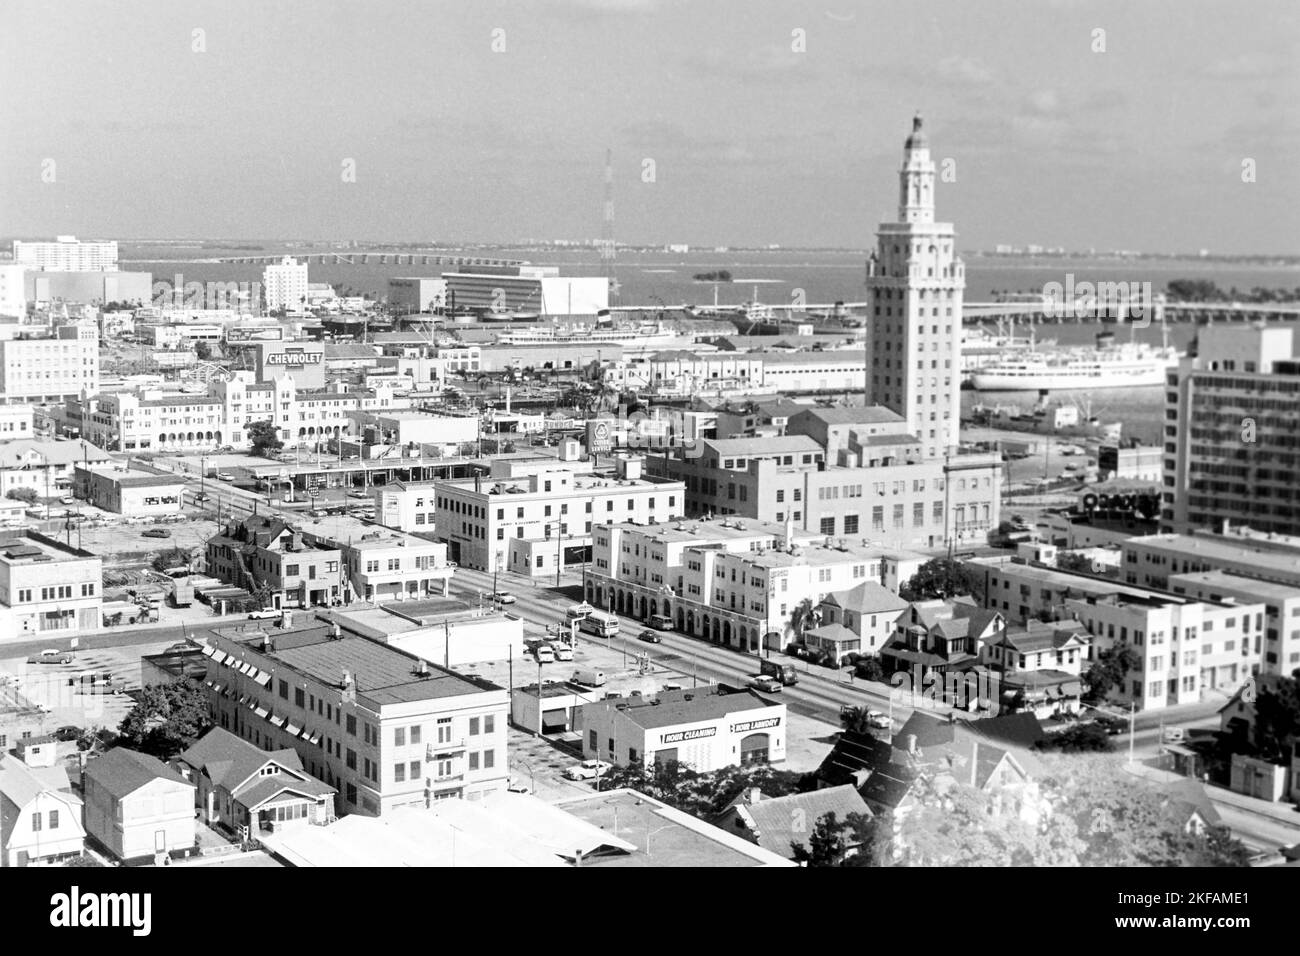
[217,253,527,268]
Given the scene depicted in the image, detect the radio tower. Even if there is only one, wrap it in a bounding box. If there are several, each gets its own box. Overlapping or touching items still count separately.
[600,147,618,304]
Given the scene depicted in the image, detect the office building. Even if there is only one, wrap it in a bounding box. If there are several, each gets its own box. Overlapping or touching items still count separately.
[388,277,448,313]
[864,116,964,458]
[1123,530,1300,591]
[1166,569,1300,676]
[1163,324,1300,537]
[443,265,608,316]
[0,266,25,318]
[0,325,99,404]
[199,619,510,815]
[13,236,117,272]
[263,257,310,313]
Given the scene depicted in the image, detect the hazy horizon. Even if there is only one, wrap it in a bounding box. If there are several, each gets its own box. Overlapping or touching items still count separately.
[2,0,1296,253]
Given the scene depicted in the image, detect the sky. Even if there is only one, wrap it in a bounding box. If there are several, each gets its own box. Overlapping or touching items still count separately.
[1,0,1296,252]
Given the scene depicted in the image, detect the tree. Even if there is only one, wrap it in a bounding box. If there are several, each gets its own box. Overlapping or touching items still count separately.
[596,760,809,818]
[6,487,37,504]
[854,657,885,683]
[193,341,213,361]
[151,546,191,573]
[791,811,847,866]
[900,558,986,604]
[247,420,283,458]
[1251,669,1300,763]
[1055,552,1093,574]
[117,679,212,759]
[1035,722,1115,753]
[1082,644,1140,704]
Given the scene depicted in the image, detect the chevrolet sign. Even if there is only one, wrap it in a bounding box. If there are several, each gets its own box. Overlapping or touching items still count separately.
[266,350,322,366]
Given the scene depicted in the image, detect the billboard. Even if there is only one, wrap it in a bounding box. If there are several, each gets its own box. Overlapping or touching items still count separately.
[228,325,285,343]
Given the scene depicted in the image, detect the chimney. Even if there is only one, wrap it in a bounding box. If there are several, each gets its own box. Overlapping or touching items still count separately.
[746,787,763,805]
[331,622,341,639]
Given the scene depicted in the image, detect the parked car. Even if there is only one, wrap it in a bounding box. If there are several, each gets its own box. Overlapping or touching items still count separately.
[747,674,783,693]
[347,491,369,499]
[216,472,235,481]
[59,496,76,505]
[142,528,171,538]
[638,629,662,644]
[507,781,531,795]
[1095,715,1128,736]
[491,591,517,605]
[194,492,210,503]
[1162,726,1186,744]
[564,760,612,781]
[54,725,81,742]
[27,649,74,665]
[247,608,282,621]
[866,710,892,730]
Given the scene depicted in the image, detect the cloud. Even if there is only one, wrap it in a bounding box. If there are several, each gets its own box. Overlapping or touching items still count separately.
[684,42,819,84]
[1201,52,1290,80]
[935,56,995,87]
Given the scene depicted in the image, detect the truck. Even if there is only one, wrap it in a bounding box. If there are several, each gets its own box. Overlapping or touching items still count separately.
[578,610,620,639]
[760,659,799,686]
[572,668,606,688]
[171,579,194,608]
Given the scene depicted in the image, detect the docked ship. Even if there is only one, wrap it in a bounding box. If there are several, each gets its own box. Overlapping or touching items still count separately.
[968,394,1122,442]
[960,320,1055,379]
[493,319,684,348]
[969,331,1178,391]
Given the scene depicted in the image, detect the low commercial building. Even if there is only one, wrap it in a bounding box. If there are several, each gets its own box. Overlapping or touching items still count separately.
[0,438,111,499]
[74,463,186,516]
[575,686,787,772]
[199,618,510,814]
[82,748,197,863]
[325,600,527,667]
[0,531,102,642]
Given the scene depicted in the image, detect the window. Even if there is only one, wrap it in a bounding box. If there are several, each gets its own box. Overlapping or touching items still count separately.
[48,809,58,829]
[346,715,357,735]
[844,514,859,534]
[484,715,495,734]
[410,725,421,745]
[469,717,480,735]
[395,727,406,747]
[31,812,42,832]
[410,761,420,780]
[346,783,357,805]
[438,718,452,743]
[395,762,407,782]
[346,749,357,770]
[278,680,289,700]
[469,752,480,771]
[484,749,495,768]
[820,516,835,535]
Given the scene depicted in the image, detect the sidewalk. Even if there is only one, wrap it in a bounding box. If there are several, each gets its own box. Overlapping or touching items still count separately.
[1123,760,1300,828]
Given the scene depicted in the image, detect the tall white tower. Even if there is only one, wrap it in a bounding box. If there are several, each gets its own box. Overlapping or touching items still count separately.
[864,115,964,458]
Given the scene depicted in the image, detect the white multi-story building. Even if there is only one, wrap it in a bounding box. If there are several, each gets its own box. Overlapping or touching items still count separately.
[199,618,509,815]
[1167,569,1300,677]
[0,265,26,318]
[263,258,309,313]
[865,116,964,459]
[0,325,99,404]
[13,237,118,272]
[1123,531,1300,591]
[433,457,685,576]
[0,531,103,641]
[588,517,926,654]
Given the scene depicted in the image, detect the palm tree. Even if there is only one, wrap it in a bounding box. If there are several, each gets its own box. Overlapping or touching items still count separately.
[791,597,821,645]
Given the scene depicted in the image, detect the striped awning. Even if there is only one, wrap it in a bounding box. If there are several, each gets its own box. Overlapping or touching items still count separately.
[306,731,321,745]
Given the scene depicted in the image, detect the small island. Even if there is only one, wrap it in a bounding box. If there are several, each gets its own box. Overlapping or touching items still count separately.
[693,269,732,282]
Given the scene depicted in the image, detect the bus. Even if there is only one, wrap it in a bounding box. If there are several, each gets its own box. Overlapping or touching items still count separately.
[578,610,620,639]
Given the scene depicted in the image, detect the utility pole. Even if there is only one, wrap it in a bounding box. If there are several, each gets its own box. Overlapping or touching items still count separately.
[1128,701,1136,765]
[555,528,562,588]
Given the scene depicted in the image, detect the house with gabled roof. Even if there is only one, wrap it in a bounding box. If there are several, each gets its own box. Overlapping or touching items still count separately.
[714,784,873,861]
[880,598,1003,686]
[177,727,336,838]
[82,747,196,863]
[981,619,1091,718]
[0,754,85,867]
[818,581,909,656]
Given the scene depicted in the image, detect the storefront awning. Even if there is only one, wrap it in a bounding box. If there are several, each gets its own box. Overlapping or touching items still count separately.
[306,731,321,745]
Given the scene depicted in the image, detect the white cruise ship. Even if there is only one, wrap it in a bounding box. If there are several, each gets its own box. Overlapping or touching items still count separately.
[970,333,1179,391]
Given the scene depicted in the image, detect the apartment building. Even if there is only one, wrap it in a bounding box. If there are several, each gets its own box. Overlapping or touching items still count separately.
[263,257,309,313]
[0,325,99,404]
[590,517,925,654]
[649,430,1001,551]
[0,265,26,318]
[1163,324,1300,537]
[75,374,408,453]
[966,557,1263,711]
[0,532,102,642]
[433,456,684,575]
[1166,570,1300,676]
[13,237,118,272]
[207,515,345,610]
[199,619,510,815]
[1122,531,1300,590]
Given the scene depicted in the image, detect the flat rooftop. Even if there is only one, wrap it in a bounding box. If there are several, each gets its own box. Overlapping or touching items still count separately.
[0,532,95,565]
[603,517,816,545]
[1128,533,1300,578]
[1166,569,1300,600]
[209,621,502,707]
[558,789,792,868]
[582,685,778,731]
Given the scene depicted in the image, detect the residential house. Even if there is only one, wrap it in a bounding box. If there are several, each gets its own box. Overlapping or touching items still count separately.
[82,747,196,863]
[176,728,336,838]
[715,784,872,862]
[880,598,1003,705]
[981,619,1091,719]
[818,581,910,657]
[0,754,85,867]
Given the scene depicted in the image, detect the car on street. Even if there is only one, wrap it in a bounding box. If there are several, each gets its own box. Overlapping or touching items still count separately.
[247,608,283,620]
[866,710,892,730]
[747,675,783,693]
[308,509,327,518]
[491,591,516,605]
[1094,715,1128,735]
[217,472,235,481]
[563,760,612,781]
[507,781,531,795]
[637,629,662,644]
[194,492,210,503]
[54,725,81,742]
[347,490,369,499]
[59,496,76,505]
[1162,726,1186,744]
[27,649,74,665]
[142,528,171,538]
